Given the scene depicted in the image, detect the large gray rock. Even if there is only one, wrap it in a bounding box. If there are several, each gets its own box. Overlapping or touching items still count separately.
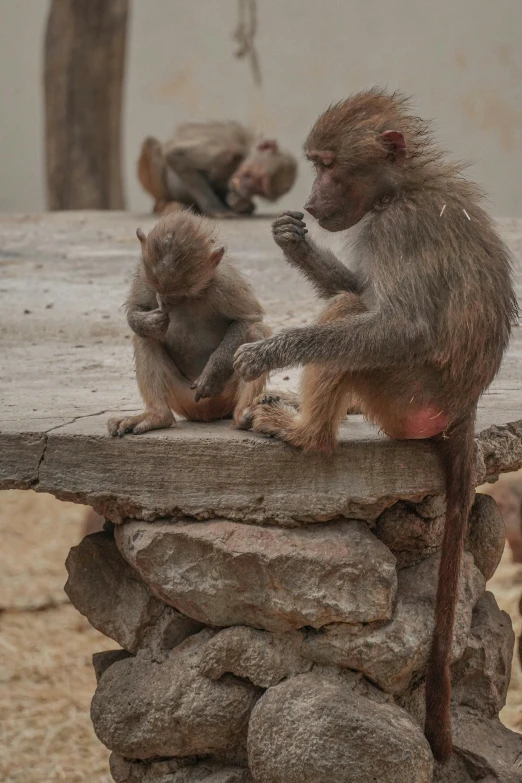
[433,708,522,783]
[116,519,397,632]
[91,630,260,759]
[65,532,202,654]
[374,494,505,575]
[307,664,395,704]
[147,604,206,663]
[374,501,444,568]
[465,493,505,580]
[414,494,447,519]
[451,591,514,716]
[199,626,312,688]
[302,552,484,693]
[476,419,522,486]
[247,671,434,783]
[92,649,132,683]
[109,755,251,783]
[173,770,250,783]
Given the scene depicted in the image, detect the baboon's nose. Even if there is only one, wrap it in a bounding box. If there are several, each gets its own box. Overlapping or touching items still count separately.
[304,198,318,218]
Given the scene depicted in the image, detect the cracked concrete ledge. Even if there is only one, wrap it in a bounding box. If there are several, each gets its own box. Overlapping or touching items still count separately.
[2,412,522,525]
[1,212,521,524]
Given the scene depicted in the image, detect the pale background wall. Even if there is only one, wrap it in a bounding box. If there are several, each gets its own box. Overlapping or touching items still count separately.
[0,0,521,215]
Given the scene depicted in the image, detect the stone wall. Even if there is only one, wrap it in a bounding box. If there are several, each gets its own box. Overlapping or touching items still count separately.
[64,491,522,782]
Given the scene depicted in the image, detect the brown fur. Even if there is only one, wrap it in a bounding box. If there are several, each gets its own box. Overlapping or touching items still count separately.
[108,210,269,437]
[234,88,518,764]
[137,137,169,211]
[137,121,297,217]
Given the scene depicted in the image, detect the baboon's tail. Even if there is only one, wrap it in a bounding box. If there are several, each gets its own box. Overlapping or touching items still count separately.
[425,413,476,764]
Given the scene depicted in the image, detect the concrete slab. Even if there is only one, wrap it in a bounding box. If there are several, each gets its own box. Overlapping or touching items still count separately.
[1,213,521,523]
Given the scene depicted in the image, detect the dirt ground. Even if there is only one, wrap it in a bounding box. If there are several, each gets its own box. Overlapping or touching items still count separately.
[1,489,521,783]
[0,491,117,783]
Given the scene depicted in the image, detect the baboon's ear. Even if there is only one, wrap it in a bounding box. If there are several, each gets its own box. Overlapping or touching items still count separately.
[210,246,225,266]
[381,130,406,165]
[136,228,147,244]
[257,139,278,153]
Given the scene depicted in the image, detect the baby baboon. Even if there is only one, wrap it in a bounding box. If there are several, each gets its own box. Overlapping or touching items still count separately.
[234,89,517,763]
[137,121,297,217]
[108,210,269,436]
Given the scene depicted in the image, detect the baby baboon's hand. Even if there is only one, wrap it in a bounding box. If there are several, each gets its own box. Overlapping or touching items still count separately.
[130,308,169,339]
[191,367,226,402]
[272,211,309,253]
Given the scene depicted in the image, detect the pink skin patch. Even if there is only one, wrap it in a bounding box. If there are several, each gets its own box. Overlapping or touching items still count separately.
[399,407,449,440]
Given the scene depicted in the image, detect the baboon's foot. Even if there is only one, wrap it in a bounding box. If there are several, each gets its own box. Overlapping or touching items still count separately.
[107,409,174,437]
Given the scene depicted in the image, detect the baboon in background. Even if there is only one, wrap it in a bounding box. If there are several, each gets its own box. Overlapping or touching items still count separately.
[138,121,297,218]
[234,88,517,763]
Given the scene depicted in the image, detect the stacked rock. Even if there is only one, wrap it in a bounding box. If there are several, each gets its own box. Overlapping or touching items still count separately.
[65,492,522,783]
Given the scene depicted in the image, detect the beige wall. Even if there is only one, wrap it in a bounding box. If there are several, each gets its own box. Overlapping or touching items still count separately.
[1,0,521,215]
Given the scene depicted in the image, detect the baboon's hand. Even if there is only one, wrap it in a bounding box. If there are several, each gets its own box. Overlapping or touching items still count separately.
[234,340,274,381]
[272,211,309,253]
[130,308,169,338]
[191,367,226,402]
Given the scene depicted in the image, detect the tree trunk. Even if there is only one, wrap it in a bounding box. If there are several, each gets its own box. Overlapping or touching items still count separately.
[44,0,129,210]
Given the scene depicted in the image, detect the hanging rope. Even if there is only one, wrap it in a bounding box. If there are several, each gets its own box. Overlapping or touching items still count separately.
[233,0,262,87]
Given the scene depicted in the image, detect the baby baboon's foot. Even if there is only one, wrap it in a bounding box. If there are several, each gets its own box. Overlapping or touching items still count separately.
[274,390,299,409]
[250,398,293,439]
[234,409,253,430]
[107,409,174,437]
[257,393,281,406]
[251,399,337,453]
[234,393,281,431]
